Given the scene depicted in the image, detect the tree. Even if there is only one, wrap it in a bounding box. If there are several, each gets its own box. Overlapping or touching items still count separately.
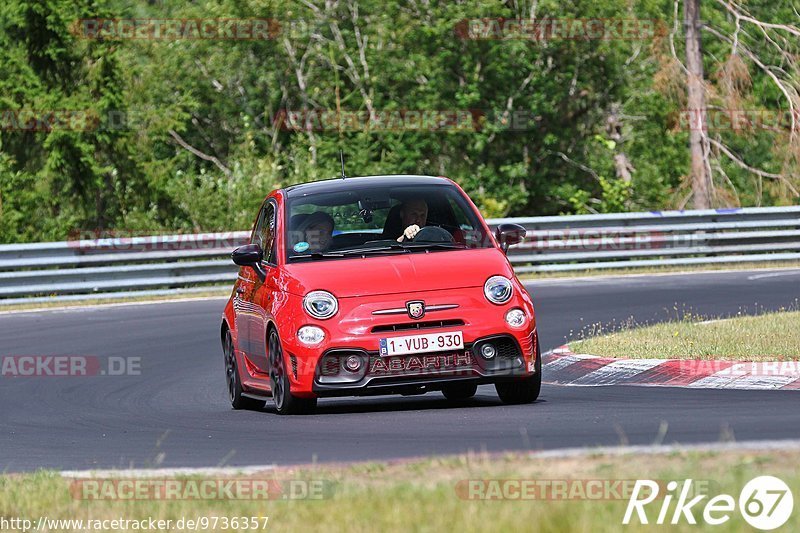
[684,0,712,208]
[667,0,800,208]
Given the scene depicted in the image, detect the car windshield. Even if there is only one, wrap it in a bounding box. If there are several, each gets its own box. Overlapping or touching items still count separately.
[285,183,492,262]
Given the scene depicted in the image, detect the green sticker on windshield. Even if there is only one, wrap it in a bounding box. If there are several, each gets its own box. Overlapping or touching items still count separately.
[294,242,310,253]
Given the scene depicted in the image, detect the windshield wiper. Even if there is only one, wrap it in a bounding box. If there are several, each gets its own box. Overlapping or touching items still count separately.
[288,251,343,260]
[401,242,467,251]
[290,244,408,261]
[290,242,466,261]
[338,243,409,255]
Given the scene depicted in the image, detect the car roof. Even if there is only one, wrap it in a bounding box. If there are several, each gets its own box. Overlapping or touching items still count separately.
[284,175,453,198]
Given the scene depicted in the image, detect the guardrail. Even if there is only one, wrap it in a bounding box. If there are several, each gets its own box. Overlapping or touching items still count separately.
[0,206,798,304]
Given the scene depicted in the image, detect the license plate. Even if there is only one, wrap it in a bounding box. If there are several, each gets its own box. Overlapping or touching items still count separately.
[379,331,464,356]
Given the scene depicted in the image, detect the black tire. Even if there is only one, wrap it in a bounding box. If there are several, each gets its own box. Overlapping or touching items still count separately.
[223,329,265,411]
[268,329,317,415]
[495,345,542,405]
[442,382,478,400]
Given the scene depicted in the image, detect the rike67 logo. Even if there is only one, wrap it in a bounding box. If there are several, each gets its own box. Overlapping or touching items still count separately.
[623,476,793,530]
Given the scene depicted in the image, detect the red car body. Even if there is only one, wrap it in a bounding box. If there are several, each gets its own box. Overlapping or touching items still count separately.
[221,175,540,414]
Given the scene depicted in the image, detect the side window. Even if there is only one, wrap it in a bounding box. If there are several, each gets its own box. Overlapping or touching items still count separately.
[250,205,268,246]
[251,202,277,264]
[265,203,277,264]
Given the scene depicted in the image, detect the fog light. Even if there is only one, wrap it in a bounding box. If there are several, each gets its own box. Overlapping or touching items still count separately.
[297,326,325,346]
[505,308,526,328]
[480,344,497,359]
[344,355,362,372]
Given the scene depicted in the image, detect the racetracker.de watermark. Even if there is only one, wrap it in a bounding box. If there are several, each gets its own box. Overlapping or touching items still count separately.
[0,107,537,133]
[456,479,714,500]
[678,108,800,132]
[455,18,667,41]
[69,478,332,500]
[72,18,280,40]
[66,229,248,253]
[1,356,141,377]
[272,109,536,133]
[0,110,100,132]
[523,229,700,252]
[678,360,800,377]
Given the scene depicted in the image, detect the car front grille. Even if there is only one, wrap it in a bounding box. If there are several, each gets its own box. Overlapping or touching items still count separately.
[494,337,521,359]
[371,319,465,334]
[320,355,342,376]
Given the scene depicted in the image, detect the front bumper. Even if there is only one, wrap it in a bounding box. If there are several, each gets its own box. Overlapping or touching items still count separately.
[278,286,537,397]
[311,333,537,397]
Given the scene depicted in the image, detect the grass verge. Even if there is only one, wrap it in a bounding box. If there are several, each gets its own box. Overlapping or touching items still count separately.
[571,310,800,360]
[2,449,799,532]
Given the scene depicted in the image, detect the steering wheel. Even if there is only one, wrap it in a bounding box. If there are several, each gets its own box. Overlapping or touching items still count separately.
[412,225,455,243]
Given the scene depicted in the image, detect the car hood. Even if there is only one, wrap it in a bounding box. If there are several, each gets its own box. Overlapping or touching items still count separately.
[284,248,514,298]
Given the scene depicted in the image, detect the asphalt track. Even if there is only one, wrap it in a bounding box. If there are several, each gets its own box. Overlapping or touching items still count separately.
[2,269,800,472]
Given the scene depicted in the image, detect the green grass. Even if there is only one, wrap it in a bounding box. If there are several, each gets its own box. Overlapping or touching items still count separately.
[2,449,799,532]
[571,310,800,360]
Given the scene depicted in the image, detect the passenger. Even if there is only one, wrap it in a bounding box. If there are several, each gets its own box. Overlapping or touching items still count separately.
[289,213,309,248]
[297,211,334,253]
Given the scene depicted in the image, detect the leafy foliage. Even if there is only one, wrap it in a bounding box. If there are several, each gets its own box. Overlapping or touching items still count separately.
[0,0,797,243]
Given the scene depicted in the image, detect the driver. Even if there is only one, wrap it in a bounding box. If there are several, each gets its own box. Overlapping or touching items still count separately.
[395,198,428,242]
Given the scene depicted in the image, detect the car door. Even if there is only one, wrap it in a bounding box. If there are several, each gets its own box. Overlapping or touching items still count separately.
[247,200,279,373]
[233,202,270,367]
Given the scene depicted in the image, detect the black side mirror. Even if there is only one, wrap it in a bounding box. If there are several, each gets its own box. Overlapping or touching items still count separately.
[495,223,526,253]
[231,244,266,282]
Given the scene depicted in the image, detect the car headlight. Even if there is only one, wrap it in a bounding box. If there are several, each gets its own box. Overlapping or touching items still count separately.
[505,308,527,328]
[484,276,513,304]
[303,290,338,319]
[297,325,325,346]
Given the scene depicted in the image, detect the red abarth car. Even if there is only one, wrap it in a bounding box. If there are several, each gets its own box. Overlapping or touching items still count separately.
[221,175,540,414]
